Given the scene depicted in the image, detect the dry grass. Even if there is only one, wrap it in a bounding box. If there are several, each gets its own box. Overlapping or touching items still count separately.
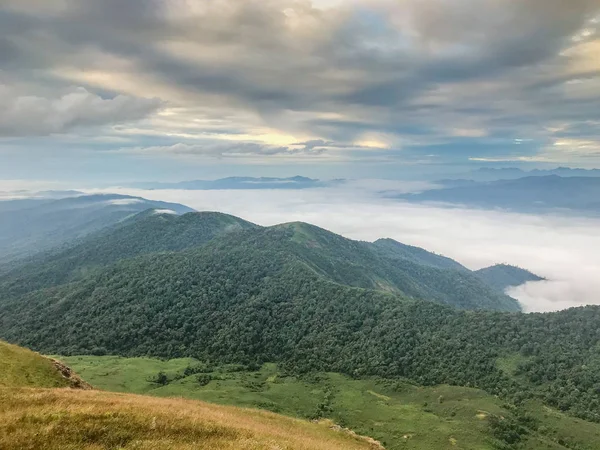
[0,388,380,450]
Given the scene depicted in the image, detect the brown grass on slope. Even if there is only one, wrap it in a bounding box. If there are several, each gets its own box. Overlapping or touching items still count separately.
[0,388,382,450]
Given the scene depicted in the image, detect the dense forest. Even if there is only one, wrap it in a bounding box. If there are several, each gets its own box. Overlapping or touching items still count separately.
[0,215,519,312]
[0,214,599,424]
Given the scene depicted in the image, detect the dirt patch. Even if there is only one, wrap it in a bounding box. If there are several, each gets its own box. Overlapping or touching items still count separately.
[367,390,391,401]
[476,410,489,420]
[49,358,93,390]
[316,419,385,449]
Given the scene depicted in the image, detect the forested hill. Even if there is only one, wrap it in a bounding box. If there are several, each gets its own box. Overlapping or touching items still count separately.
[372,238,467,271]
[476,264,545,292]
[0,214,518,312]
[271,222,519,311]
[0,211,257,297]
[0,194,195,267]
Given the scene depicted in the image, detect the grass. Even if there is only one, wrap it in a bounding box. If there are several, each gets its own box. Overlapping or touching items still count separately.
[0,341,70,388]
[0,388,380,450]
[58,357,504,449]
[61,355,600,450]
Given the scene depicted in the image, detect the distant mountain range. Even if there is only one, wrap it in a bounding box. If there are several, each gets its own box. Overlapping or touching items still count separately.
[129,176,343,190]
[398,175,600,215]
[455,167,600,182]
[0,194,194,267]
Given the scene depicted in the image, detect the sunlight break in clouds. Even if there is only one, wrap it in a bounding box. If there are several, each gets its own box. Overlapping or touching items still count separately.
[84,184,600,313]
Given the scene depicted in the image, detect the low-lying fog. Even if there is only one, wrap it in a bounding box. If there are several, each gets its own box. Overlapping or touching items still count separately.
[78,181,600,314]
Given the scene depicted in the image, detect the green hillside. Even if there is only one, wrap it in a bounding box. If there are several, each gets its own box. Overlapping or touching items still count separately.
[372,238,467,271]
[0,212,519,312]
[1,211,257,296]
[476,264,545,292]
[3,213,599,427]
[0,340,77,388]
[253,222,519,311]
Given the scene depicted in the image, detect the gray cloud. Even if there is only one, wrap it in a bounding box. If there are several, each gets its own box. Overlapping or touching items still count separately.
[0,0,599,161]
[0,86,162,136]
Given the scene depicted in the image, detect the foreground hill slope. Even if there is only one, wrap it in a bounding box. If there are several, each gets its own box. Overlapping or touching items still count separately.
[0,389,380,450]
[0,343,378,450]
[0,340,72,388]
[476,264,544,292]
[0,194,195,266]
[64,356,600,450]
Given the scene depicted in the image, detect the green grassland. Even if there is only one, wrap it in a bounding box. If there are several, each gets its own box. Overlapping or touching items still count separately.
[0,340,71,388]
[60,355,600,450]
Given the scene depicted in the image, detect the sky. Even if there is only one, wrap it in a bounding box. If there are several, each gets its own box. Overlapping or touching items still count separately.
[1,0,600,182]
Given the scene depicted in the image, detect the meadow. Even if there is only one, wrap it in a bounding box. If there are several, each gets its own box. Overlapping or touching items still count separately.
[60,355,600,450]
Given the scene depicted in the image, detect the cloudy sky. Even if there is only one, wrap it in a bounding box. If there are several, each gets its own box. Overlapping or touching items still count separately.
[1,0,600,182]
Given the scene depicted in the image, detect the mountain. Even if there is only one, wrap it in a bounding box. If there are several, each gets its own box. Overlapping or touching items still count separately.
[0,211,257,296]
[130,176,342,190]
[1,234,599,421]
[0,194,195,267]
[476,264,545,292]
[0,342,377,450]
[399,175,600,215]
[0,214,519,312]
[448,167,600,182]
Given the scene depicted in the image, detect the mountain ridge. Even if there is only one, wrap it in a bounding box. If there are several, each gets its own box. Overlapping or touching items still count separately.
[0,194,195,268]
[0,211,519,312]
[475,264,545,292]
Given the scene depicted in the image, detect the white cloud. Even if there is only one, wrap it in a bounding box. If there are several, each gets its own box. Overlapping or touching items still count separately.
[106,198,144,206]
[82,183,600,313]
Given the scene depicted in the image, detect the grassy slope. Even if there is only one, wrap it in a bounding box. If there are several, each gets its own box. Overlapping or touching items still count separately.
[0,342,378,450]
[0,389,378,450]
[61,356,600,450]
[0,340,70,388]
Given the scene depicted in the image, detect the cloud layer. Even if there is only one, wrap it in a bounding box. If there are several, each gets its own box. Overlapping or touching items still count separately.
[1,0,599,169]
